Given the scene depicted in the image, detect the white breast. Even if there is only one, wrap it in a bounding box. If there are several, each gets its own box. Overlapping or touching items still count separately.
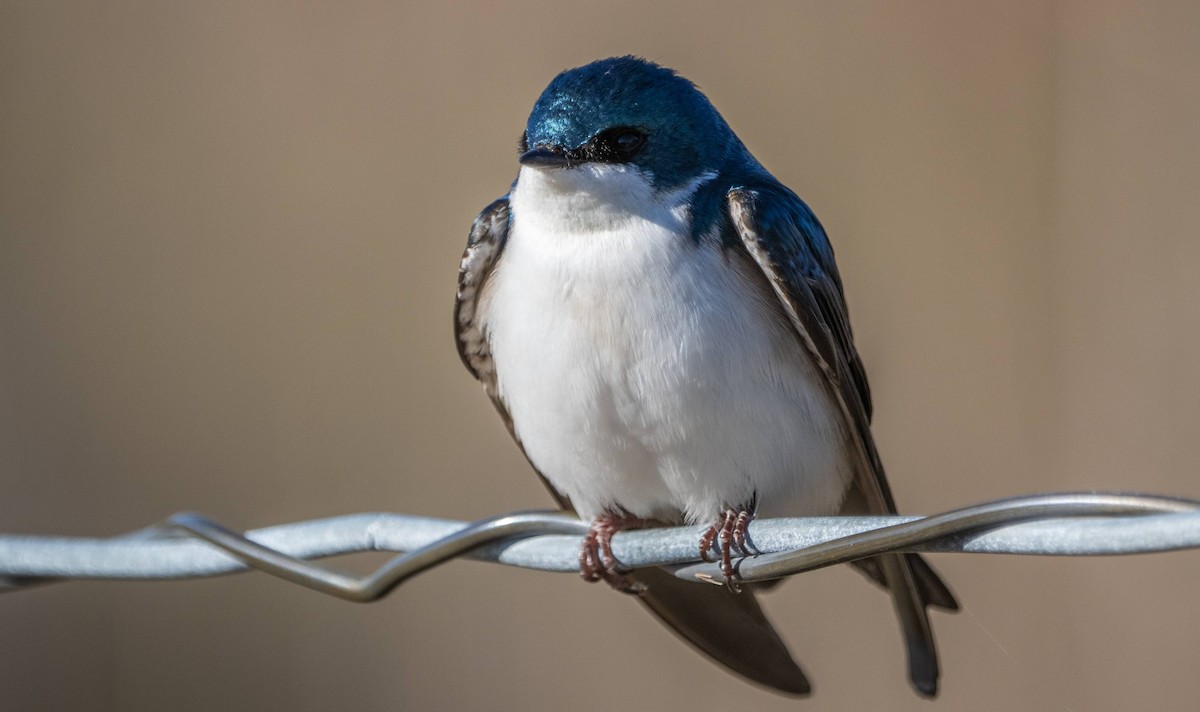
[482,164,853,523]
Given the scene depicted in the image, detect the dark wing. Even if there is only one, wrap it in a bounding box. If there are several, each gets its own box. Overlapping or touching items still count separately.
[727,183,957,697]
[455,198,510,403]
[454,196,810,696]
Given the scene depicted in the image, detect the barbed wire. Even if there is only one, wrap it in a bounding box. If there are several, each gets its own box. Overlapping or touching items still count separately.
[2,492,1199,600]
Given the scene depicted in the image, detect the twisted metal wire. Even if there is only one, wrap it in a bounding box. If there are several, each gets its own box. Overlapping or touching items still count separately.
[2,492,1199,600]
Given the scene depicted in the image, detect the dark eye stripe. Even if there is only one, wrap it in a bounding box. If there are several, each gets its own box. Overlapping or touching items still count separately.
[587,126,648,163]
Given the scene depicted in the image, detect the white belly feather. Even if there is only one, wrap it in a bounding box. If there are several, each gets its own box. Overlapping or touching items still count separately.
[483,165,853,523]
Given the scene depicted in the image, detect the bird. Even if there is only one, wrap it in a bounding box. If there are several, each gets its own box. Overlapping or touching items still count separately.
[454,56,958,697]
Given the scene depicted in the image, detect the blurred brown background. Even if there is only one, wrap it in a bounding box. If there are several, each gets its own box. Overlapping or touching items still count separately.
[2,1,1199,710]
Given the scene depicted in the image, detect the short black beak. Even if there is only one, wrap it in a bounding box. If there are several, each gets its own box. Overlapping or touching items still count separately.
[519,145,574,168]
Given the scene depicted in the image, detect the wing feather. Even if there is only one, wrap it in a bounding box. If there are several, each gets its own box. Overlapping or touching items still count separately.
[728,184,956,697]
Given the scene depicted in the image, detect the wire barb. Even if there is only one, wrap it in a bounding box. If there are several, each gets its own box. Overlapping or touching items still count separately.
[2,492,1199,599]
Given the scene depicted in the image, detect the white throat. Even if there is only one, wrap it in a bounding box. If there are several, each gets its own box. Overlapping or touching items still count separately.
[510,164,714,234]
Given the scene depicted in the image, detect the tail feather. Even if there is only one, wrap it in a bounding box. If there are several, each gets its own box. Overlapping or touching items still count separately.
[627,552,955,697]
[879,553,941,697]
[852,553,959,611]
[840,482,958,696]
[852,552,957,696]
[630,567,811,696]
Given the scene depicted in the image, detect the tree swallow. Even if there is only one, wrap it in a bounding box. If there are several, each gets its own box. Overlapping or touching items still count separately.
[455,56,958,697]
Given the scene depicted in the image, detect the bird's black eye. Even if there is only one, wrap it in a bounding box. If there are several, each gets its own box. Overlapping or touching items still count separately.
[613,129,644,154]
[591,127,647,163]
[518,131,528,154]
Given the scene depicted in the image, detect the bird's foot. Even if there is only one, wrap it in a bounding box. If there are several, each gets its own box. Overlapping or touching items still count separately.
[699,507,759,591]
[579,511,647,594]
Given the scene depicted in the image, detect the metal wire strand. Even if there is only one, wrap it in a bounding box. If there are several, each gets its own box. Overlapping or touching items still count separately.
[701,491,1200,583]
[168,511,588,602]
[2,492,1199,599]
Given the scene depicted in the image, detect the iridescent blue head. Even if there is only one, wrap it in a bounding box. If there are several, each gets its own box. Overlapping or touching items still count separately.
[519,57,741,191]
